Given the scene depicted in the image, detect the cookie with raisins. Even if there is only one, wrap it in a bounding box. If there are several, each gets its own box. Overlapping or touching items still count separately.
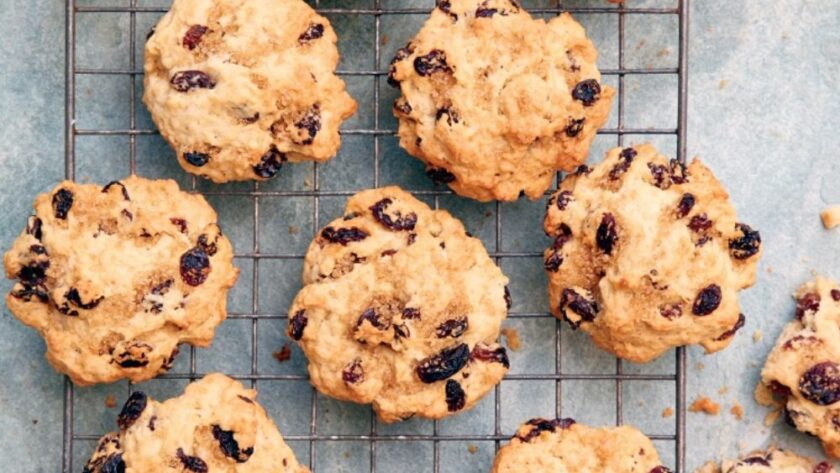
[757,276,840,459]
[144,0,356,182]
[82,374,309,473]
[288,186,510,422]
[543,143,761,362]
[3,176,238,385]
[696,447,834,473]
[390,0,614,201]
[491,417,670,473]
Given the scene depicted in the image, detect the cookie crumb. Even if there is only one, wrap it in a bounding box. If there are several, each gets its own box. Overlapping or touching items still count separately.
[304,179,313,189]
[105,394,117,408]
[689,397,720,415]
[273,344,292,363]
[501,328,521,351]
[381,34,388,46]
[656,48,670,58]
[821,206,840,229]
[718,79,728,90]
[764,409,781,426]
[467,444,478,454]
[753,329,763,342]
[32,419,38,425]
[288,225,300,235]
[695,362,705,371]
[718,386,729,395]
[661,407,674,418]
[730,403,744,420]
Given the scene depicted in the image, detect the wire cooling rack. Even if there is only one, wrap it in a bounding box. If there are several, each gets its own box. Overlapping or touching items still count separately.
[62,0,691,471]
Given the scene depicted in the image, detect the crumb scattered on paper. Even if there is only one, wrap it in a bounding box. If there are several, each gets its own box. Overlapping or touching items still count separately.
[657,48,670,57]
[635,39,646,50]
[821,206,840,229]
[695,362,705,371]
[304,179,313,189]
[273,344,292,363]
[32,419,38,425]
[381,34,388,46]
[501,328,521,351]
[105,394,117,408]
[764,409,781,426]
[730,403,744,420]
[484,211,493,218]
[719,79,728,90]
[662,407,674,418]
[689,397,720,415]
[766,266,774,274]
[288,225,300,235]
[467,444,478,454]
[753,330,763,342]
[718,386,729,395]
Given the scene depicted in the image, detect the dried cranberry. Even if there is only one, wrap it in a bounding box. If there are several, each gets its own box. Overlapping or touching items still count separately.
[813,462,833,473]
[596,213,618,255]
[833,289,840,301]
[393,97,412,115]
[470,344,510,368]
[253,147,285,178]
[414,50,452,76]
[102,181,130,200]
[298,23,324,44]
[445,379,466,411]
[559,289,599,326]
[564,118,585,137]
[659,303,682,320]
[714,313,745,341]
[572,79,601,106]
[26,216,43,239]
[52,188,74,219]
[554,190,573,211]
[799,361,840,405]
[370,198,417,231]
[182,25,208,50]
[649,467,673,473]
[342,358,364,384]
[504,286,512,309]
[170,218,188,234]
[688,214,713,232]
[321,226,369,245]
[766,380,793,397]
[295,106,321,145]
[117,391,147,430]
[729,223,761,259]
[692,284,721,316]
[212,425,253,463]
[416,343,470,383]
[170,70,216,92]
[795,292,821,320]
[183,151,210,167]
[177,448,208,473]
[426,167,456,184]
[288,309,308,340]
[66,288,104,310]
[783,335,822,350]
[179,247,211,286]
[436,317,468,338]
[676,193,695,219]
[609,148,636,180]
[517,418,575,442]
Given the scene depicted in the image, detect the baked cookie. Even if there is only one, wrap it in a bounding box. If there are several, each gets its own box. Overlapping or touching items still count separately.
[389,0,614,202]
[3,176,238,385]
[757,276,840,458]
[491,417,671,473]
[696,448,834,473]
[543,143,761,362]
[287,186,510,422]
[83,374,309,473]
[144,0,356,182]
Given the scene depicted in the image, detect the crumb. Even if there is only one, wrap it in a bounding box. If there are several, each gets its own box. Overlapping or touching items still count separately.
[764,409,781,426]
[689,396,720,415]
[105,394,117,408]
[343,451,350,459]
[718,79,728,90]
[766,266,774,274]
[753,330,763,342]
[695,362,705,371]
[635,39,647,50]
[484,211,493,218]
[381,34,388,46]
[467,444,478,454]
[656,48,670,57]
[662,407,674,418]
[501,328,521,351]
[730,403,744,420]
[272,345,292,363]
[303,179,312,189]
[821,206,840,229]
[288,225,300,235]
[32,419,38,425]
[718,386,729,395]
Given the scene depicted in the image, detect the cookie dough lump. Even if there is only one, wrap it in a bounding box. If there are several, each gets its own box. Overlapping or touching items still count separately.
[288,186,510,422]
[144,0,356,182]
[3,176,238,385]
[390,0,615,201]
[543,144,761,362]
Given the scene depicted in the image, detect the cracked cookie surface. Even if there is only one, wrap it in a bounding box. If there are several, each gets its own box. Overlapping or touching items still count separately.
[144,0,356,182]
[288,186,510,422]
[491,417,670,473]
[83,374,309,473]
[696,447,834,473]
[757,276,840,459]
[389,0,614,201]
[3,176,238,385]
[543,143,761,362]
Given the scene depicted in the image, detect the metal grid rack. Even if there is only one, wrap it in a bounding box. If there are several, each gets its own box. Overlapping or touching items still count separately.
[61,0,691,471]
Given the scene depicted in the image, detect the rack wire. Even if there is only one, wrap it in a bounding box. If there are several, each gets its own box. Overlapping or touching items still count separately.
[62,0,691,471]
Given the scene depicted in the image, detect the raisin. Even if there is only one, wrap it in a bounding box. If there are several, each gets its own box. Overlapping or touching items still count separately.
[402,308,421,320]
[783,335,822,350]
[170,70,216,92]
[170,218,188,234]
[66,288,104,310]
[197,233,218,256]
[182,25,208,50]
[799,361,840,405]
[729,223,761,259]
[288,309,308,340]
[177,448,208,473]
[387,43,414,88]
[343,358,364,384]
[114,341,152,368]
[393,97,412,115]
[692,284,722,316]
[552,191,573,211]
[253,147,285,178]
[370,198,417,231]
[52,188,74,219]
[517,418,576,442]
[575,165,592,175]
[394,323,411,340]
[609,148,636,180]
[649,467,673,473]
[416,343,470,383]
[688,214,713,232]
[435,106,460,125]
[321,226,369,245]
[833,289,840,301]
[11,284,48,303]
[414,50,452,76]
[648,163,670,189]
[445,379,466,411]
[436,0,458,20]
[740,457,770,467]
[357,308,388,330]
[102,181,130,201]
[476,6,498,17]
[795,292,821,320]
[180,247,211,286]
[436,317,468,338]
[183,151,210,167]
[596,213,618,255]
[117,391,147,430]
[212,425,253,463]
[26,216,43,239]
[504,286,512,309]
[470,344,510,368]
[659,303,682,320]
[813,462,834,473]
[298,23,324,44]
[564,117,585,137]
[544,251,564,272]
[560,288,599,327]
[295,106,321,145]
[100,453,126,473]
[571,79,601,106]
[714,313,745,341]
[18,261,48,284]
[426,167,456,185]
[766,380,793,397]
[676,193,695,219]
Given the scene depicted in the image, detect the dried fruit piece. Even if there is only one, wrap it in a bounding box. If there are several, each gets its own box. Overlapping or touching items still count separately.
[564,117,585,137]
[649,467,673,473]
[832,289,840,301]
[170,218,188,234]
[596,213,618,255]
[559,288,599,327]
[212,425,254,463]
[288,309,308,341]
[688,214,713,232]
[795,292,821,320]
[298,23,325,44]
[370,198,417,231]
[504,286,512,310]
[517,418,576,442]
[554,191,573,211]
[445,379,466,411]
[659,303,682,320]
[102,181,131,201]
[676,193,695,219]
[609,148,636,180]
[320,226,369,245]
[475,5,498,17]
[117,391,147,430]
[182,25,208,50]
[177,448,208,473]
[253,147,285,178]
[714,313,745,341]
[52,188,74,219]
[343,358,364,384]
[295,105,321,145]
[66,288,104,310]
[414,49,452,76]
[799,361,840,406]
[470,344,509,368]
[183,151,210,167]
[426,167,456,184]
[393,97,412,115]
[436,317,468,338]
[402,308,421,320]
[571,79,601,106]
[26,216,43,239]
[387,43,414,87]
[170,70,216,92]
[416,343,470,383]
[98,453,126,473]
[180,247,211,286]
[729,223,761,260]
[692,284,722,316]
